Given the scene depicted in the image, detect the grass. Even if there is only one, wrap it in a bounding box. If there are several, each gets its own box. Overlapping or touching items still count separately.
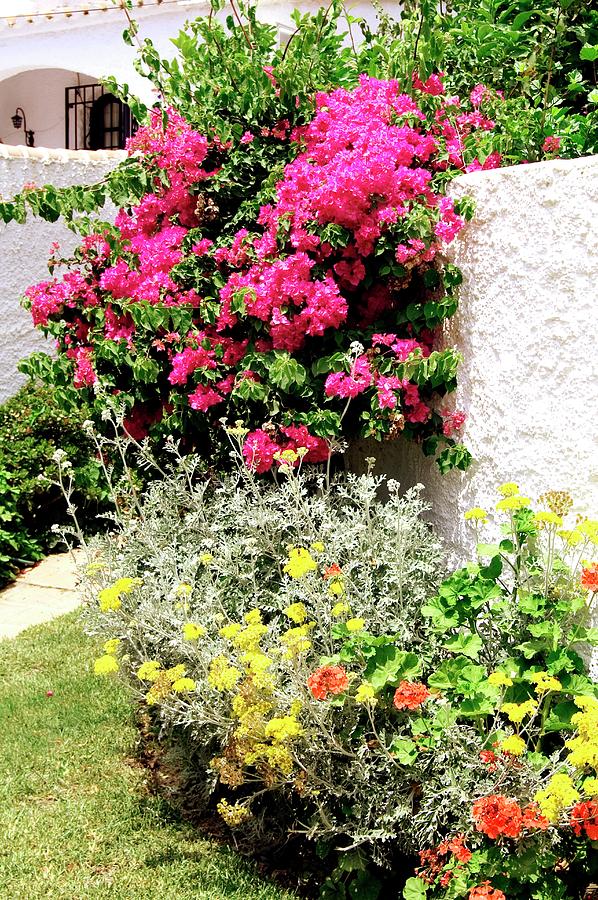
[0,612,294,900]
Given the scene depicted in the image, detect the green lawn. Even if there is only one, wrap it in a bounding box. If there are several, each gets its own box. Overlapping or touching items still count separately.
[0,613,294,900]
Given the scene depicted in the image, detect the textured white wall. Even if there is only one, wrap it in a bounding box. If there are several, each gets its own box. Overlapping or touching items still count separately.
[0,144,124,402]
[348,154,598,557]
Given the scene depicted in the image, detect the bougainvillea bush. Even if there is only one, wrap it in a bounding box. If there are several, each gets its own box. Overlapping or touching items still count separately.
[83,441,598,898]
[6,1,547,475]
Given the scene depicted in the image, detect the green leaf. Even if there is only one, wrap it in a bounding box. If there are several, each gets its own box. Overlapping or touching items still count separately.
[268,353,307,391]
[390,737,418,765]
[443,633,483,660]
[403,877,427,900]
[580,44,598,62]
[364,647,421,691]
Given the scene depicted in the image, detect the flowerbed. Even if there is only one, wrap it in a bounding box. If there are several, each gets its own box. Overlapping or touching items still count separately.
[84,445,598,898]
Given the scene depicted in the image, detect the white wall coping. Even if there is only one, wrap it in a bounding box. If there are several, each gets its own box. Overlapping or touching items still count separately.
[0,144,127,164]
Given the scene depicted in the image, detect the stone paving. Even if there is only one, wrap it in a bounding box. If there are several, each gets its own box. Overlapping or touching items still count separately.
[0,550,82,640]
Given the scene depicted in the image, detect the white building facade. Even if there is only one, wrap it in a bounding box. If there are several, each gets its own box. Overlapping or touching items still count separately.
[0,0,398,151]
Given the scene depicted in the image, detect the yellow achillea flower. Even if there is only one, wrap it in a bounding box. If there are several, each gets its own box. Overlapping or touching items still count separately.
[208,656,241,691]
[220,623,242,640]
[578,519,598,542]
[498,482,519,497]
[264,715,303,743]
[464,507,488,522]
[283,547,317,579]
[284,603,307,624]
[199,552,214,565]
[274,448,298,465]
[145,664,187,705]
[566,695,598,769]
[529,672,562,694]
[311,541,325,553]
[501,700,538,723]
[136,660,162,681]
[103,638,121,655]
[244,609,262,625]
[355,683,376,703]
[558,529,584,547]
[98,576,142,612]
[533,511,563,527]
[346,618,365,632]
[535,773,580,822]
[217,799,250,826]
[332,601,350,617]
[328,580,344,597]
[175,582,193,596]
[280,623,314,658]
[500,734,527,756]
[583,777,598,796]
[94,654,119,675]
[496,495,531,512]
[182,622,205,641]
[488,672,513,687]
[172,677,196,693]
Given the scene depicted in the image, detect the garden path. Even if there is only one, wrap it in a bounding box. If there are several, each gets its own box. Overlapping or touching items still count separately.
[0,551,82,640]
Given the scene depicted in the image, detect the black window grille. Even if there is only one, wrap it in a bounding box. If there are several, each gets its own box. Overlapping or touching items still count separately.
[65,84,136,150]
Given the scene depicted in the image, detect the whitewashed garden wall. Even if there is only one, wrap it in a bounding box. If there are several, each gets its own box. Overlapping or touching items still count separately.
[0,144,124,401]
[348,154,598,554]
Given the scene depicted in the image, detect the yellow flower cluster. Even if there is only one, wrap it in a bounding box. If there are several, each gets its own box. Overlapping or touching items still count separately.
[346,618,365,632]
[498,482,519,497]
[528,672,562,694]
[332,601,350,617]
[496,495,531,512]
[208,655,241,691]
[464,507,488,522]
[501,700,538,724]
[535,773,580,822]
[137,662,194,705]
[284,603,307,624]
[280,622,314,658]
[499,734,527,756]
[94,654,119,675]
[533,511,563,528]
[175,582,193,596]
[182,622,205,641]
[98,577,142,612]
[355,683,376,704]
[231,609,269,653]
[488,671,513,687]
[240,650,274,690]
[93,637,121,675]
[264,714,303,743]
[283,547,317,579]
[583,777,598,796]
[566,695,598,769]
[216,799,250,826]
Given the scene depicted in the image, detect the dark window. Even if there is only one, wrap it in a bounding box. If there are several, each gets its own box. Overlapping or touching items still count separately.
[65,84,136,150]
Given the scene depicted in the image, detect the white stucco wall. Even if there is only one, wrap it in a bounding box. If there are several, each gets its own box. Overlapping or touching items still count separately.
[348,154,598,557]
[0,144,125,402]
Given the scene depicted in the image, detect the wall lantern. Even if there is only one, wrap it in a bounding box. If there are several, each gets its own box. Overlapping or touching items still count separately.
[11,107,35,147]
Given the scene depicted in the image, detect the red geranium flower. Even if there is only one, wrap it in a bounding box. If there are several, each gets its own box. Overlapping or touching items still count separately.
[308,665,349,701]
[469,882,506,900]
[323,563,342,580]
[472,794,523,839]
[393,681,431,710]
[479,749,498,772]
[571,799,598,840]
[581,563,598,593]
